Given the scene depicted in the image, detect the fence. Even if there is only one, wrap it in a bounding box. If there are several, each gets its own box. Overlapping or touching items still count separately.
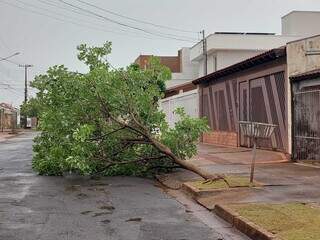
[160,89,199,127]
[293,90,320,160]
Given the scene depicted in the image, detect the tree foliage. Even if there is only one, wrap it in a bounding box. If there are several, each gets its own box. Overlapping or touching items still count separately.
[32,42,213,178]
[20,97,42,118]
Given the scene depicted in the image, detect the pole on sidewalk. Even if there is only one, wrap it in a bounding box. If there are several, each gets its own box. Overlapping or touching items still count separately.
[250,137,257,184]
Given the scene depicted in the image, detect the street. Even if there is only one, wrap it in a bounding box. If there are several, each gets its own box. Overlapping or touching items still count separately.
[0,132,246,240]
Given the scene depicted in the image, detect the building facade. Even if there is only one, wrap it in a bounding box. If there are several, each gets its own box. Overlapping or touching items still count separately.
[190,32,301,78]
[0,103,18,131]
[287,35,320,160]
[193,48,289,152]
[134,47,198,88]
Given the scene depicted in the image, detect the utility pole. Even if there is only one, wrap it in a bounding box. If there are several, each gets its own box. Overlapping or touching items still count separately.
[201,30,208,76]
[19,64,33,128]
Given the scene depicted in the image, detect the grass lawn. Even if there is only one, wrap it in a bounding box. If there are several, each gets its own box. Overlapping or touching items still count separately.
[229,203,320,240]
[189,175,258,190]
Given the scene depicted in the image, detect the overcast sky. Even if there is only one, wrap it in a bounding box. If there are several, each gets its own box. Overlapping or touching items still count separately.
[1,0,320,107]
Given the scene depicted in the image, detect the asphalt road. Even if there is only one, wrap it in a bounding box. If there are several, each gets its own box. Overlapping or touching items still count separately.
[0,132,246,240]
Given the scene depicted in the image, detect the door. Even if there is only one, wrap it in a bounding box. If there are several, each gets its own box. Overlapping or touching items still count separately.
[293,90,320,160]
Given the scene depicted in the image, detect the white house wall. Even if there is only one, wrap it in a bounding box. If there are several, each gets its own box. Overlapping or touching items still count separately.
[282,11,320,36]
[190,34,301,62]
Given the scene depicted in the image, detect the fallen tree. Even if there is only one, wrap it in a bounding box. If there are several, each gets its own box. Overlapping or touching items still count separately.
[31,42,226,182]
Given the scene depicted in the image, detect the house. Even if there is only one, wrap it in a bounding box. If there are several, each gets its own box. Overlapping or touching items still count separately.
[287,35,320,160]
[160,22,303,127]
[134,47,198,88]
[193,47,289,152]
[282,11,320,37]
[0,103,19,131]
[192,33,320,160]
[134,48,199,127]
[159,32,300,127]
[190,32,300,78]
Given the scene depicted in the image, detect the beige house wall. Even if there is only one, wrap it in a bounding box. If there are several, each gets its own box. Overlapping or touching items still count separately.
[287,35,320,77]
[286,35,320,155]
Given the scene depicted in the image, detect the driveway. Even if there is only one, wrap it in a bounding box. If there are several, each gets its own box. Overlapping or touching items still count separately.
[0,132,248,240]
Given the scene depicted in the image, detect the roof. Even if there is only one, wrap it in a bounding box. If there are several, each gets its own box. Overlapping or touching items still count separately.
[193,47,286,85]
[165,80,195,92]
[290,69,320,82]
[214,32,275,36]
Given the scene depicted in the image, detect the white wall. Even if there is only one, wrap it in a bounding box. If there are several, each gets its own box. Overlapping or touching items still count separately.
[216,50,265,70]
[190,34,301,62]
[196,50,265,77]
[166,47,198,88]
[160,89,199,128]
[282,11,320,37]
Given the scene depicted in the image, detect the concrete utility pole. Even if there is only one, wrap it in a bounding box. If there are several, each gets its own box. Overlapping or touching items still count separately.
[19,64,33,128]
[201,30,208,76]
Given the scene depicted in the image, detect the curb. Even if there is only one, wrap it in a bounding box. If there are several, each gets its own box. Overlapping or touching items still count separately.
[182,181,263,199]
[214,204,279,240]
[182,182,236,199]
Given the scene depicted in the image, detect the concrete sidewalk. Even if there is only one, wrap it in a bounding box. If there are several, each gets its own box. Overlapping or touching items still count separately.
[195,143,288,165]
[159,143,320,210]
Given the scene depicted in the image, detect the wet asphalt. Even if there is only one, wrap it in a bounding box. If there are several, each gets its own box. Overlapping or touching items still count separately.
[0,132,240,240]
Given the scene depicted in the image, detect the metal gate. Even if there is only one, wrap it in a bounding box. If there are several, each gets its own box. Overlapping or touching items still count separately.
[293,90,320,160]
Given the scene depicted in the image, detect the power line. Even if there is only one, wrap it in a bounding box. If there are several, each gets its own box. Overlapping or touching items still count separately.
[56,0,197,42]
[36,0,199,41]
[74,0,198,34]
[28,0,171,40]
[1,0,191,42]
[36,0,101,19]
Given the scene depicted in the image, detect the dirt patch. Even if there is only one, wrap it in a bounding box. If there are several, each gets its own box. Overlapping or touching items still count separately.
[229,202,320,240]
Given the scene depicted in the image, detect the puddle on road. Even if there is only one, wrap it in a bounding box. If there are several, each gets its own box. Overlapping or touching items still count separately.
[125,217,142,222]
[99,205,115,210]
[93,212,113,217]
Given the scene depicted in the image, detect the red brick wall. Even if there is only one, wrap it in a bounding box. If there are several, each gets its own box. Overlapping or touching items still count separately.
[203,131,238,147]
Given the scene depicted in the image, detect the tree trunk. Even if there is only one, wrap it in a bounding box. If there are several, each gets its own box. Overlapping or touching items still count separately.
[149,137,226,181]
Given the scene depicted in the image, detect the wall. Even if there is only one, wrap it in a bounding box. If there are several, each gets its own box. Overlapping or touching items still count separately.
[160,89,198,128]
[282,11,320,36]
[168,48,198,88]
[287,35,320,158]
[287,35,320,77]
[190,33,301,62]
[191,33,300,78]
[287,35,320,155]
[216,50,264,71]
[197,50,264,78]
[0,109,17,131]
